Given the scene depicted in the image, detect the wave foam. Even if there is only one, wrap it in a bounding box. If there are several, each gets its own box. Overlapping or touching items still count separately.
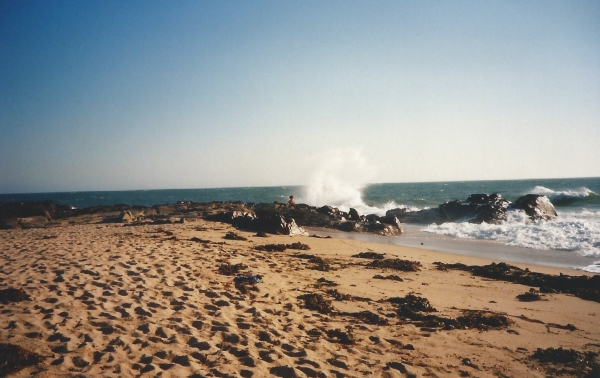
[580,261,600,274]
[423,210,600,258]
[530,186,597,206]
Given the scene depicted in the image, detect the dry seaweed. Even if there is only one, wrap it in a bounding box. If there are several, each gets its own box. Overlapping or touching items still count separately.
[532,347,600,377]
[308,256,332,271]
[298,293,335,314]
[387,294,437,313]
[373,274,403,282]
[217,262,248,276]
[313,278,338,288]
[190,237,211,243]
[369,259,422,271]
[532,347,590,364]
[340,310,389,325]
[386,295,510,331]
[223,232,248,241]
[0,287,31,304]
[326,289,371,302]
[326,289,352,301]
[255,244,287,252]
[352,252,385,260]
[0,343,42,376]
[255,242,311,252]
[434,261,600,303]
[456,310,511,330]
[326,328,355,345]
[516,288,546,302]
[288,242,310,250]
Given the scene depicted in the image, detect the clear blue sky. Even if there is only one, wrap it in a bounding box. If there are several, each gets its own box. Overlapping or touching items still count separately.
[1,0,599,193]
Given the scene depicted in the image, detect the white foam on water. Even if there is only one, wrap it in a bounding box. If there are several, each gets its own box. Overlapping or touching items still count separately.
[580,261,600,273]
[530,186,597,204]
[423,210,600,259]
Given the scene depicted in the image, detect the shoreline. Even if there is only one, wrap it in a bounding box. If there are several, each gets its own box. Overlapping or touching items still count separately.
[307,225,597,273]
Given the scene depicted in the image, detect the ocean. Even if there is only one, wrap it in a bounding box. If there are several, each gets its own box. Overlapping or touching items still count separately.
[2,177,599,273]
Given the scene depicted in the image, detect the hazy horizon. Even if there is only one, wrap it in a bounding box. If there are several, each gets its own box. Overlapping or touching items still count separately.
[2,1,599,194]
[3,175,600,196]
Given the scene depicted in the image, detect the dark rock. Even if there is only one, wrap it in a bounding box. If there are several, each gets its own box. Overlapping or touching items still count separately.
[366,220,400,236]
[439,194,510,224]
[510,194,557,220]
[348,208,360,221]
[253,212,308,236]
[337,221,364,232]
[387,207,443,225]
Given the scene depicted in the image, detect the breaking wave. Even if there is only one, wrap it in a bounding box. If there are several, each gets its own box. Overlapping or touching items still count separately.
[423,210,600,258]
[530,186,598,207]
[298,147,420,216]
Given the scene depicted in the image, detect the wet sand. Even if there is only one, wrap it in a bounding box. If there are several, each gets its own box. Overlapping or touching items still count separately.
[1,219,599,377]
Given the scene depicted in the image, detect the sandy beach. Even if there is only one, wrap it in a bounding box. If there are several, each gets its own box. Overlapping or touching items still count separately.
[1,218,599,377]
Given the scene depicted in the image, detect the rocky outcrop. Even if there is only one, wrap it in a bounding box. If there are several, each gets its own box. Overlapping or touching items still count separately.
[0,192,557,232]
[509,194,558,221]
[387,193,557,225]
[438,194,511,224]
[386,208,442,225]
[336,213,404,236]
[207,209,308,236]
[348,208,360,221]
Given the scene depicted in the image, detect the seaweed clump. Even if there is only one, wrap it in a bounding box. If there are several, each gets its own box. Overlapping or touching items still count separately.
[307,256,332,271]
[313,278,338,288]
[386,295,510,331]
[532,347,600,377]
[388,294,437,315]
[255,242,311,252]
[0,287,31,304]
[217,262,248,276]
[0,343,42,376]
[292,254,333,271]
[326,289,351,301]
[341,310,389,325]
[373,274,403,282]
[434,261,600,303]
[516,288,546,302]
[255,244,287,252]
[326,328,355,345]
[297,293,335,314]
[369,259,422,272]
[352,252,385,260]
[224,232,248,241]
[456,310,511,330]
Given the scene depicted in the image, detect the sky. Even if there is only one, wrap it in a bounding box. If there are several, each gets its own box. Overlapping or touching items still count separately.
[1,0,599,194]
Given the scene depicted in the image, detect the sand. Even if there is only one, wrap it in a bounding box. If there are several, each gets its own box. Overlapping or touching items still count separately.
[1,219,599,377]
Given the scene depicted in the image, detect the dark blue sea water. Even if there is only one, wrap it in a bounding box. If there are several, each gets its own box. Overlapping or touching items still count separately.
[2,177,599,272]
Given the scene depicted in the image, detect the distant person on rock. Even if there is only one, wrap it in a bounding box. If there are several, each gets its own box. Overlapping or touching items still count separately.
[287,195,296,205]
